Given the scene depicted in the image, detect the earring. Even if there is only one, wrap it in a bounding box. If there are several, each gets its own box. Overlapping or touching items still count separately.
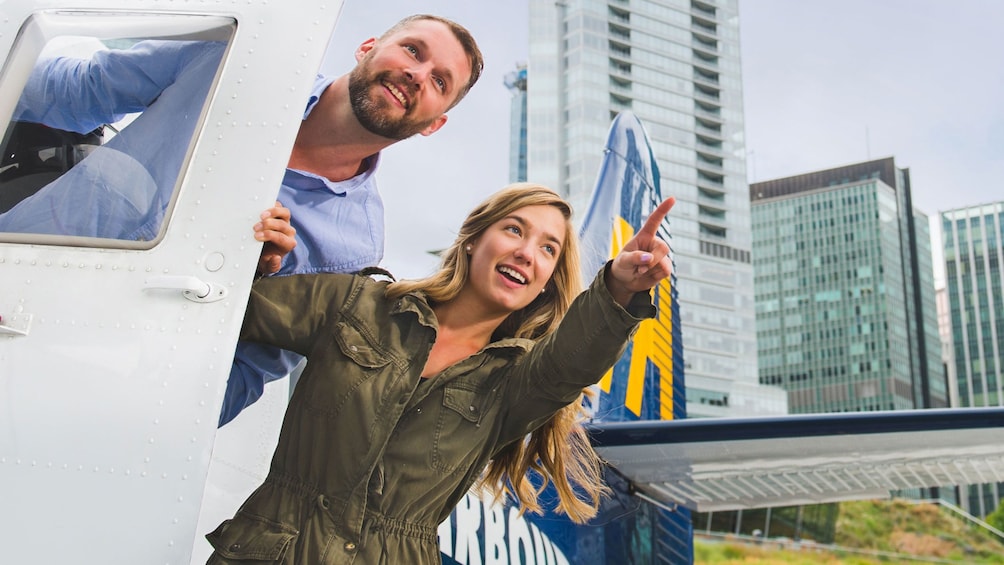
[540,287,546,294]
[465,244,472,254]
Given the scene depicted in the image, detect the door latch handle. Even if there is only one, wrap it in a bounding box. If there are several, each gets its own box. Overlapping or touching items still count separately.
[144,275,228,303]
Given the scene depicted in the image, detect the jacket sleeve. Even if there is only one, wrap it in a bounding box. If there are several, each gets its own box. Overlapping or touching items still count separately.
[239,273,357,356]
[501,262,656,435]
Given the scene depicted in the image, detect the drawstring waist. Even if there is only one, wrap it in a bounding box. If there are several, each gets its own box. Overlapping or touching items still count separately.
[262,475,438,545]
[361,511,438,543]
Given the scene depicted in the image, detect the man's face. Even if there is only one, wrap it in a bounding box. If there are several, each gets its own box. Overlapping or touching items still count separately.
[348,19,472,140]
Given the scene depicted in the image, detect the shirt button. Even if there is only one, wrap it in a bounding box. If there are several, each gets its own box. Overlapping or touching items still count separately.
[469,405,476,412]
[228,543,241,552]
[344,542,357,552]
[350,345,358,352]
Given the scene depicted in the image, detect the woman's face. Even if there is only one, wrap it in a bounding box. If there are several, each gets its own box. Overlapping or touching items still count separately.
[466,204,566,314]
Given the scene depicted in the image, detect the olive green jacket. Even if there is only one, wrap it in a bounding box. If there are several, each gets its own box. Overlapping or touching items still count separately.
[206,266,654,564]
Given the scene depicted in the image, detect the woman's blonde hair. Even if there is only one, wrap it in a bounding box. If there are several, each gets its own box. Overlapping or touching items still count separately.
[387,182,609,523]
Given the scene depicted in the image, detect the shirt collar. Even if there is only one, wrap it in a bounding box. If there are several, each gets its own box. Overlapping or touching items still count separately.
[303,74,338,119]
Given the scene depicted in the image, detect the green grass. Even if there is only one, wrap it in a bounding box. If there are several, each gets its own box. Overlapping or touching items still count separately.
[694,499,1004,564]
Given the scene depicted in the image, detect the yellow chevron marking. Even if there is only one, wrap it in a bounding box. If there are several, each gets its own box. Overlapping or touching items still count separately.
[598,216,676,420]
[598,216,636,395]
[655,278,674,420]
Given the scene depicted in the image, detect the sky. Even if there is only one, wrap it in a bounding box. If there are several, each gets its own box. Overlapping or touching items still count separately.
[320,0,1004,283]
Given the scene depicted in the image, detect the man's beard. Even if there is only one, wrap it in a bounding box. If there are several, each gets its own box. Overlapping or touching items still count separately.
[348,65,439,141]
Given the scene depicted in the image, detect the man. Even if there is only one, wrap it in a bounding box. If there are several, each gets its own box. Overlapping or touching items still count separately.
[0,15,484,425]
[227,14,483,425]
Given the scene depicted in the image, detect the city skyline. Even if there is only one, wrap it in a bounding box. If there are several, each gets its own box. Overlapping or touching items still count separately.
[320,1,1003,283]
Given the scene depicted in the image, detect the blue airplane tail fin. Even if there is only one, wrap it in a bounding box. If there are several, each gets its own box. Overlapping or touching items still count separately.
[578,111,685,424]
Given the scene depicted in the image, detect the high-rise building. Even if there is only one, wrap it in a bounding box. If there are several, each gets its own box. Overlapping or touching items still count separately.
[526,0,785,418]
[750,157,947,413]
[940,201,1004,515]
[503,63,528,183]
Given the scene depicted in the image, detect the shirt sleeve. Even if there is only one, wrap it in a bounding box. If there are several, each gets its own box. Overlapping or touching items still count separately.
[13,40,213,134]
[218,343,304,426]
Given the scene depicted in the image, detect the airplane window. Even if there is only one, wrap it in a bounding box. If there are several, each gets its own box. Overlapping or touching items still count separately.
[0,13,235,247]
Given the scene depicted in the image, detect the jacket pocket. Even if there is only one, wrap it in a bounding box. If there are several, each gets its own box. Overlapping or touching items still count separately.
[443,385,483,424]
[206,515,299,563]
[433,384,488,472]
[333,321,391,368]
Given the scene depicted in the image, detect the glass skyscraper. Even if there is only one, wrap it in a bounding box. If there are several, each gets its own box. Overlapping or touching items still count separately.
[750,157,947,413]
[526,0,784,417]
[941,201,1004,515]
[503,63,528,183]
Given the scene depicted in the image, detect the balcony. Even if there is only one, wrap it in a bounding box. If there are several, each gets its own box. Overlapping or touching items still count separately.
[610,92,632,110]
[693,45,719,65]
[692,36,718,55]
[609,6,630,24]
[693,68,720,88]
[699,213,729,233]
[609,79,633,96]
[698,186,727,204]
[699,201,728,218]
[697,169,725,186]
[692,16,717,36]
[609,42,631,61]
[609,24,630,41]
[690,25,718,44]
[695,121,723,139]
[696,155,724,175]
[691,0,718,20]
[697,173,725,189]
[696,162,725,177]
[695,134,724,155]
[699,222,728,240]
[693,105,723,124]
[693,87,720,105]
[609,60,632,78]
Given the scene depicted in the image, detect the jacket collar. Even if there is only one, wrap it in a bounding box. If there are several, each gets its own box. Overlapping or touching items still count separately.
[390,292,536,355]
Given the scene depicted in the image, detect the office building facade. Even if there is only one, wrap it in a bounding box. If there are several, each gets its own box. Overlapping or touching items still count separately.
[526,0,785,418]
[940,201,1004,515]
[750,157,947,413]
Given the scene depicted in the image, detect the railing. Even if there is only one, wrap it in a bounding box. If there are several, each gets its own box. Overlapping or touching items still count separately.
[911,498,1004,543]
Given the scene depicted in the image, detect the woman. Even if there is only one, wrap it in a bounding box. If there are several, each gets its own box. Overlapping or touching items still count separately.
[207,183,675,564]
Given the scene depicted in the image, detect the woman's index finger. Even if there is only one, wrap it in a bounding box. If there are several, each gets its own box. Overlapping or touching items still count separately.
[638,197,676,239]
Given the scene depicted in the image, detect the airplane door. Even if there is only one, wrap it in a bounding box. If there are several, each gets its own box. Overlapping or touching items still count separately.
[0,2,342,563]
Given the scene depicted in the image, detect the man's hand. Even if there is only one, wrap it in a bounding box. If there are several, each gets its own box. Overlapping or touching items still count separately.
[605,197,675,306]
[254,201,296,276]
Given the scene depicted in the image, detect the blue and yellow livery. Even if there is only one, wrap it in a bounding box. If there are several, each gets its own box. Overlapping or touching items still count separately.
[578,111,685,425]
